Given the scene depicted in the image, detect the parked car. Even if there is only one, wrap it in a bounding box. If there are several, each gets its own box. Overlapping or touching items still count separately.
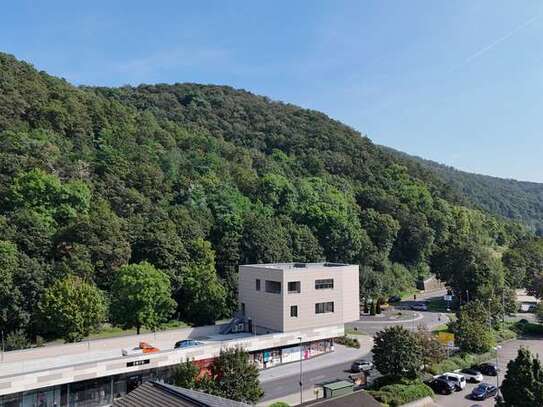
[174,339,203,349]
[411,302,428,311]
[122,341,160,356]
[478,363,499,376]
[460,368,484,383]
[470,383,498,400]
[388,295,401,303]
[350,359,374,372]
[426,377,456,395]
[438,373,466,390]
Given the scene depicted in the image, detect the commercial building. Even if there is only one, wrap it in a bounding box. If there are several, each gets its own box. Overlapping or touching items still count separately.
[0,263,359,407]
[239,263,359,333]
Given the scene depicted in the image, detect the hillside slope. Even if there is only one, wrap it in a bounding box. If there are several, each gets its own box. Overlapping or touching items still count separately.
[385,147,543,235]
[0,52,525,342]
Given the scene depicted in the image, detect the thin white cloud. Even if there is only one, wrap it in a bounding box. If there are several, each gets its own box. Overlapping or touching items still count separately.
[450,14,539,72]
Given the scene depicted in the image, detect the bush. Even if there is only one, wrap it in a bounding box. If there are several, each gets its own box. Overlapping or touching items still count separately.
[370,380,433,407]
[5,330,30,351]
[268,403,290,407]
[334,336,360,349]
[514,321,543,336]
[428,351,496,375]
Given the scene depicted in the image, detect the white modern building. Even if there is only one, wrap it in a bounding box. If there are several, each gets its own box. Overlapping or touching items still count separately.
[239,262,360,333]
[0,263,360,407]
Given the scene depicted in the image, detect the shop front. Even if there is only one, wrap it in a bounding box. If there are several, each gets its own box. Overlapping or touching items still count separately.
[250,338,334,370]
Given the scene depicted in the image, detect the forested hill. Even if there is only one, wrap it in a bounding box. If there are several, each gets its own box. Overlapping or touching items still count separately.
[384,147,543,236]
[0,52,531,343]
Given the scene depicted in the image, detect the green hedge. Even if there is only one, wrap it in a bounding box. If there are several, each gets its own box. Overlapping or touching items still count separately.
[515,320,543,336]
[428,351,496,375]
[268,402,290,407]
[334,335,360,349]
[370,381,433,407]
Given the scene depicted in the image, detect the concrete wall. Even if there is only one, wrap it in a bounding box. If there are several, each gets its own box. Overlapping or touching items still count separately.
[239,264,359,332]
[0,325,344,396]
[239,265,285,332]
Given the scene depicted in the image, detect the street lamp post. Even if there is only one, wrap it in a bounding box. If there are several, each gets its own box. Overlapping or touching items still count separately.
[298,336,303,405]
[495,345,502,397]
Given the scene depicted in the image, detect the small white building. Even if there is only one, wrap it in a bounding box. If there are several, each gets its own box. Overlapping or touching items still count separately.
[238,262,360,333]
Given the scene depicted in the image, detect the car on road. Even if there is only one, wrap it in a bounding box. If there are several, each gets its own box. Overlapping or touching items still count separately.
[388,295,401,303]
[350,359,374,372]
[438,372,466,390]
[460,368,484,383]
[122,341,160,356]
[470,383,498,400]
[478,363,499,376]
[174,339,203,349]
[426,377,456,395]
[411,302,428,311]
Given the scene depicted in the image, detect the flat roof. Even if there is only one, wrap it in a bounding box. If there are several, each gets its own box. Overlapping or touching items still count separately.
[241,262,351,270]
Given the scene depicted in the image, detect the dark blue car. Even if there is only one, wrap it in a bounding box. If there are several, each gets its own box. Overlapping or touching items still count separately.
[470,383,498,400]
[174,339,203,349]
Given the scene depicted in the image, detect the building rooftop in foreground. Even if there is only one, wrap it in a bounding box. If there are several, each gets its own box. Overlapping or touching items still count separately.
[242,262,350,270]
[113,381,250,407]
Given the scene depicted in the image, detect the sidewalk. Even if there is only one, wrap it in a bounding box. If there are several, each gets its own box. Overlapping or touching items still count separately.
[259,337,374,383]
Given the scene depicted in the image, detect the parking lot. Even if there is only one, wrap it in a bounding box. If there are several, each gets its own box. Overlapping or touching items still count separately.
[435,337,543,406]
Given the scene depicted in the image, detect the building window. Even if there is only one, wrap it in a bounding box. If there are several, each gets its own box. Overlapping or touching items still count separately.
[315,302,334,314]
[256,279,261,291]
[315,279,334,290]
[288,281,301,293]
[290,305,298,317]
[265,280,282,294]
[241,303,245,315]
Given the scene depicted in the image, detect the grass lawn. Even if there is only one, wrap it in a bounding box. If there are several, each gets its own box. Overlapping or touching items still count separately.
[88,320,189,340]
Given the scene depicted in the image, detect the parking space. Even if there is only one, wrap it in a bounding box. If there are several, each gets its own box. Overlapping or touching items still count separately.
[435,338,543,406]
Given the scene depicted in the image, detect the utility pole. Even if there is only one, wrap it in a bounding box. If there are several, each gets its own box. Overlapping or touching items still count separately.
[1,330,4,362]
[298,337,304,404]
[495,345,502,397]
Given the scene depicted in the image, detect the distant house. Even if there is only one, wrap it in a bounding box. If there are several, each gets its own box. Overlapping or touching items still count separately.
[113,381,250,407]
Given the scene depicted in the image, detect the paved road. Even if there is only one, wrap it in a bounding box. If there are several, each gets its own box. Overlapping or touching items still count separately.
[260,339,374,403]
[435,337,543,407]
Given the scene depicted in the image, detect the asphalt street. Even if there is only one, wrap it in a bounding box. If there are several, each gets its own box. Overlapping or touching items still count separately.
[261,291,448,403]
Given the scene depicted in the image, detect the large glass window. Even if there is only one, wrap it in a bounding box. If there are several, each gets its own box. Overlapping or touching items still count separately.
[287,281,300,293]
[315,279,334,290]
[69,377,111,407]
[265,280,281,294]
[315,301,334,314]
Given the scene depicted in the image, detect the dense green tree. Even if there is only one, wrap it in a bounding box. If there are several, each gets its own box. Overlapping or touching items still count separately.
[210,348,263,403]
[176,239,227,325]
[373,326,423,379]
[450,300,495,354]
[415,327,446,369]
[498,348,543,407]
[110,262,176,334]
[239,213,292,264]
[38,276,107,342]
[173,359,200,389]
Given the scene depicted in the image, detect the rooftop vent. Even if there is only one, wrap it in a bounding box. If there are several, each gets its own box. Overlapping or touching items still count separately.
[293,263,307,268]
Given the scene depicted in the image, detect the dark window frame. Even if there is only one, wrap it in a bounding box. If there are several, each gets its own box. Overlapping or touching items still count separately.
[256,279,261,291]
[315,279,334,290]
[265,280,282,294]
[288,281,301,293]
[315,301,335,314]
[290,305,298,317]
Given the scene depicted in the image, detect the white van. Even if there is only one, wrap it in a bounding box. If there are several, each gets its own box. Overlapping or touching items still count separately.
[439,372,466,390]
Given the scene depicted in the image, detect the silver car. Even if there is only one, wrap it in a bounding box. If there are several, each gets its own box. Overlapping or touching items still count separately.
[460,368,484,383]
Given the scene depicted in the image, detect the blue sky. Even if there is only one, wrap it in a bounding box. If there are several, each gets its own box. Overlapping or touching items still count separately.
[2,1,542,182]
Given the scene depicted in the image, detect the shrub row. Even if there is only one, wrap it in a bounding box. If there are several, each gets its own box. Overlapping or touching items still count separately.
[370,380,433,407]
[428,350,496,375]
[334,335,360,349]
